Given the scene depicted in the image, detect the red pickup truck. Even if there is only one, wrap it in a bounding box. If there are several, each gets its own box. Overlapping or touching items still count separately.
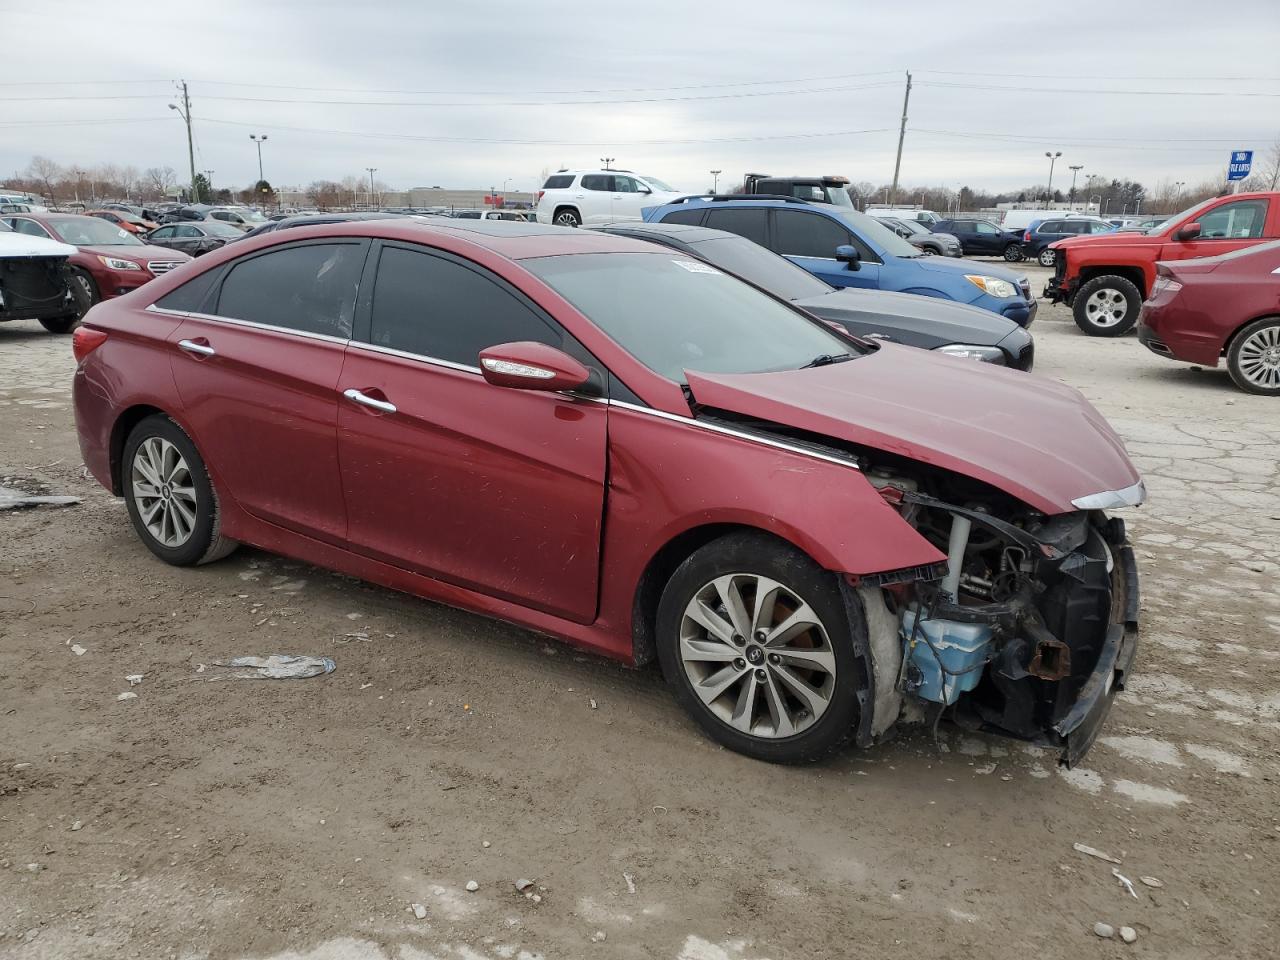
[1044,191,1280,336]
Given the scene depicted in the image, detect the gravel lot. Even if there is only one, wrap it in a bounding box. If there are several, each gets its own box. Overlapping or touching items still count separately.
[1,262,1276,960]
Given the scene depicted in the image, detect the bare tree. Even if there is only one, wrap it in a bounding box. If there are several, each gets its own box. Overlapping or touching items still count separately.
[26,155,62,203]
[143,166,177,199]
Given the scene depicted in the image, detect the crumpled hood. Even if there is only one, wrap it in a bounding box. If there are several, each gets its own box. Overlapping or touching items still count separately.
[0,232,76,258]
[685,343,1141,515]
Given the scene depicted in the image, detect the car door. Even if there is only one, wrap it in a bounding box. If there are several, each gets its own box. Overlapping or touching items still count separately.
[173,224,205,254]
[971,220,1001,254]
[336,241,608,622]
[610,175,650,221]
[578,174,614,224]
[164,239,368,544]
[1161,198,1272,260]
[147,225,177,250]
[771,208,879,289]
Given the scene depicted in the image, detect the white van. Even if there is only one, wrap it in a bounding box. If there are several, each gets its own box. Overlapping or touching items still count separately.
[999,209,1093,233]
[866,207,942,226]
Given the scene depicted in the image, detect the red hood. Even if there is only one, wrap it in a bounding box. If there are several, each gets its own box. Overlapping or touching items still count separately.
[1052,231,1156,250]
[685,344,1141,515]
[77,244,191,263]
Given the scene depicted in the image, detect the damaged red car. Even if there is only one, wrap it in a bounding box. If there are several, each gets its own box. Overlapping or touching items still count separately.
[71,219,1144,766]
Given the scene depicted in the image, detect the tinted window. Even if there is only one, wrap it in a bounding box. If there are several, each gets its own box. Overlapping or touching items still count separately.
[1038,221,1064,233]
[581,175,611,191]
[703,208,768,247]
[659,208,705,226]
[369,246,560,366]
[154,268,220,313]
[773,210,851,259]
[216,242,364,338]
[689,236,830,301]
[1198,199,1268,239]
[614,176,641,193]
[543,175,574,189]
[11,219,50,238]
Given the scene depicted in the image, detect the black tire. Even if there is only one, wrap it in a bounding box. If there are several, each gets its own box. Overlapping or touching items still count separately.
[1226,316,1280,395]
[1003,243,1024,262]
[122,414,238,566]
[39,315,79,334]
[1072,274,1143,337]
[920,246,937,256]
[1037,248,1056,267]
[655,531,867,764]
[552,206,581,228]
[70,266,100,306]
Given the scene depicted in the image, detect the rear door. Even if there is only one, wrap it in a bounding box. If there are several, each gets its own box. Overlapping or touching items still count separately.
[770,208,880,289]
[578,174,614,224]
[165,238,367,544]
[1161,197,1273,261]
[336,242,608,622]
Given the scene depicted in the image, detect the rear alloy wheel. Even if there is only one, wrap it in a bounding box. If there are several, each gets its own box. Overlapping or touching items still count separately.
[1072,274,1142,337]
[1227,317,1280,395]
[1003,243,1024,262]
[123,415,238,566]
[1037,248,1056,267]
[656,532,865,764]
[553,207,582,228]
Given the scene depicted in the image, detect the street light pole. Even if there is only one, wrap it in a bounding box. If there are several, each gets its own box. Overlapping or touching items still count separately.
[600,157,615,171]
[366,168,377,209]
[710,169,722,193]
[249,134,268,184]
[1044,151,1062,209]
[1174,181,1186,209]
[167,81,197,204]
[1067,164,1083,207]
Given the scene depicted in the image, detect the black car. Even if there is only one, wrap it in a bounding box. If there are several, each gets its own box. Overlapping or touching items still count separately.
[879,217,962,257]
[144,221,245,257]
[932,219,1025,261]
[1022,217,1114,267]
[233,211,412,243]
[593,222,1034,369]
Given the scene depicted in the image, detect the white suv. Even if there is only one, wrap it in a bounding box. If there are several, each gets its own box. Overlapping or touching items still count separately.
[535,170,685,227]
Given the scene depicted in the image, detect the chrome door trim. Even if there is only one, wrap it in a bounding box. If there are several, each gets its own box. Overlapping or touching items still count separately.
[345,339,482,375]
[146,305,352,346]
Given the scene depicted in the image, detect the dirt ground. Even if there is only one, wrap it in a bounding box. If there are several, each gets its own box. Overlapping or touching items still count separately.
[1,261,1277,960]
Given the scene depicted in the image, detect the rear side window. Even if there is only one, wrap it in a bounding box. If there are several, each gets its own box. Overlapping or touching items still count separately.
[581,175,611,191]
[773,210,851,259]
[543,175,574,189]
[659,208,706,226]
[369,246,561,366]
[154,268,220,313]
[703,208,769,246]
[215,242,365,338]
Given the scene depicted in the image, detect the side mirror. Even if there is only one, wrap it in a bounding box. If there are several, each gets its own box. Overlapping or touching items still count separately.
[479,341,591,393]
[1175,222,1202,241]
[835,244,861,270]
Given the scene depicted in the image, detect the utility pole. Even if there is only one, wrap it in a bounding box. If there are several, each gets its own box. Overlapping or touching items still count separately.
[889,71,911,206]
[367,167,377,209]
[168,81,197,204]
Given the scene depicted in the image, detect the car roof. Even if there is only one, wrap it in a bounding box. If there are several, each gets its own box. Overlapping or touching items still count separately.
[593,221,729,243]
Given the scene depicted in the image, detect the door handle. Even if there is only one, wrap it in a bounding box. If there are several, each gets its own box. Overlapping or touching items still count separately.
[177,338,215,358]
[342,388,397,414]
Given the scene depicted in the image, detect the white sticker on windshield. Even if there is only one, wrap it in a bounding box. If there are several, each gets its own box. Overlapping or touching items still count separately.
[672,259,721,275]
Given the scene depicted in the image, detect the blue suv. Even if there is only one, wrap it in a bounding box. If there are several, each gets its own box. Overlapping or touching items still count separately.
[643,197,1037,326]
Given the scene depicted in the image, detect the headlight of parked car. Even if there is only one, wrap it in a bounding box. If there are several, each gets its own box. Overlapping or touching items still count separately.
[964,275,1018,298]
[934,343,1006,364]
[98,256,143,271]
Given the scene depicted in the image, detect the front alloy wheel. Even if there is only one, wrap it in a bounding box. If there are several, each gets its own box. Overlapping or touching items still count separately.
[656,532,865,763]
[1038,248,1056,267]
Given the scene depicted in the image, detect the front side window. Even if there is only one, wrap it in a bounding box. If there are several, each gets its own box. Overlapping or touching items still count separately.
[11,219,51,238]
[1198,199,1268,239]
[703,208,768,247]
[523,252,856,383]
[216,242,364,338]
[773,209,851,259]
[613,176,640,194]
[368,246,560,366]
[973,221,998,235]
[174,225,200,237]
[150,226,175,239]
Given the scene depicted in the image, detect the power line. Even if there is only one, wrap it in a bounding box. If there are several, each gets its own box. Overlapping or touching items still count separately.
[911,128,1255,154]
[919,69,1280,82]
[917,80,1280,97]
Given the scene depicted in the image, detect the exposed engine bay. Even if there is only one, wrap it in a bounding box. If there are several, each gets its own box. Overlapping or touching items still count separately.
[0,254,81,323]
[698,409,1140,766]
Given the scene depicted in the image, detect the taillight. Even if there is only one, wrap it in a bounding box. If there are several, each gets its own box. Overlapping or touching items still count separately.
[537,190,545,202]
[72,326,108,362]
[1023,230,1031,242]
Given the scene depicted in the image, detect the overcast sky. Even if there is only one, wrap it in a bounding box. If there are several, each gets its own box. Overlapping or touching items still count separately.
[2,0,1277,196]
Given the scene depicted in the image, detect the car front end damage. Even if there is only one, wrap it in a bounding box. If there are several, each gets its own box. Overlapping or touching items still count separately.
[847,474,1140,766]
[0,254,82,323]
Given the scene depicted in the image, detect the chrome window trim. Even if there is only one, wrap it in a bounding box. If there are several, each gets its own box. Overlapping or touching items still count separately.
[347,339,482,375]
[144,304,352,346]
[1070,480,1146,510]
[606,399,860,471]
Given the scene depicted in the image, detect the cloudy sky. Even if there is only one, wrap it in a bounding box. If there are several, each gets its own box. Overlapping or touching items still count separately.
[2,0,1277,196]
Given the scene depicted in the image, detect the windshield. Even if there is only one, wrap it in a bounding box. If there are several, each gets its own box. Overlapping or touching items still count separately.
[49,218,142,246]
[639,175,675,192]
[825,186,854,207]
[524,252,855,383]
[1143,198,1217,235]
[204,221,247,237]
[687,236,832,301]
[831,209,922,258]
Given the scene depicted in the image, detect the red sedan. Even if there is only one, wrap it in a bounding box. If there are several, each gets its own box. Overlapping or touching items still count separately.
[86,208,159,234]
[1139,239,1280,395]
[71,219,1143,765]
[2,212,190,305]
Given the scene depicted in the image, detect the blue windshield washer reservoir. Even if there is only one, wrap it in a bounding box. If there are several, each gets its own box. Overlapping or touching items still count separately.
[901,608,993,705]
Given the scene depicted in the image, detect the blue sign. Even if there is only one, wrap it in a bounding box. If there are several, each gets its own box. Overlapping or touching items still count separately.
[1228,150,1253,181]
